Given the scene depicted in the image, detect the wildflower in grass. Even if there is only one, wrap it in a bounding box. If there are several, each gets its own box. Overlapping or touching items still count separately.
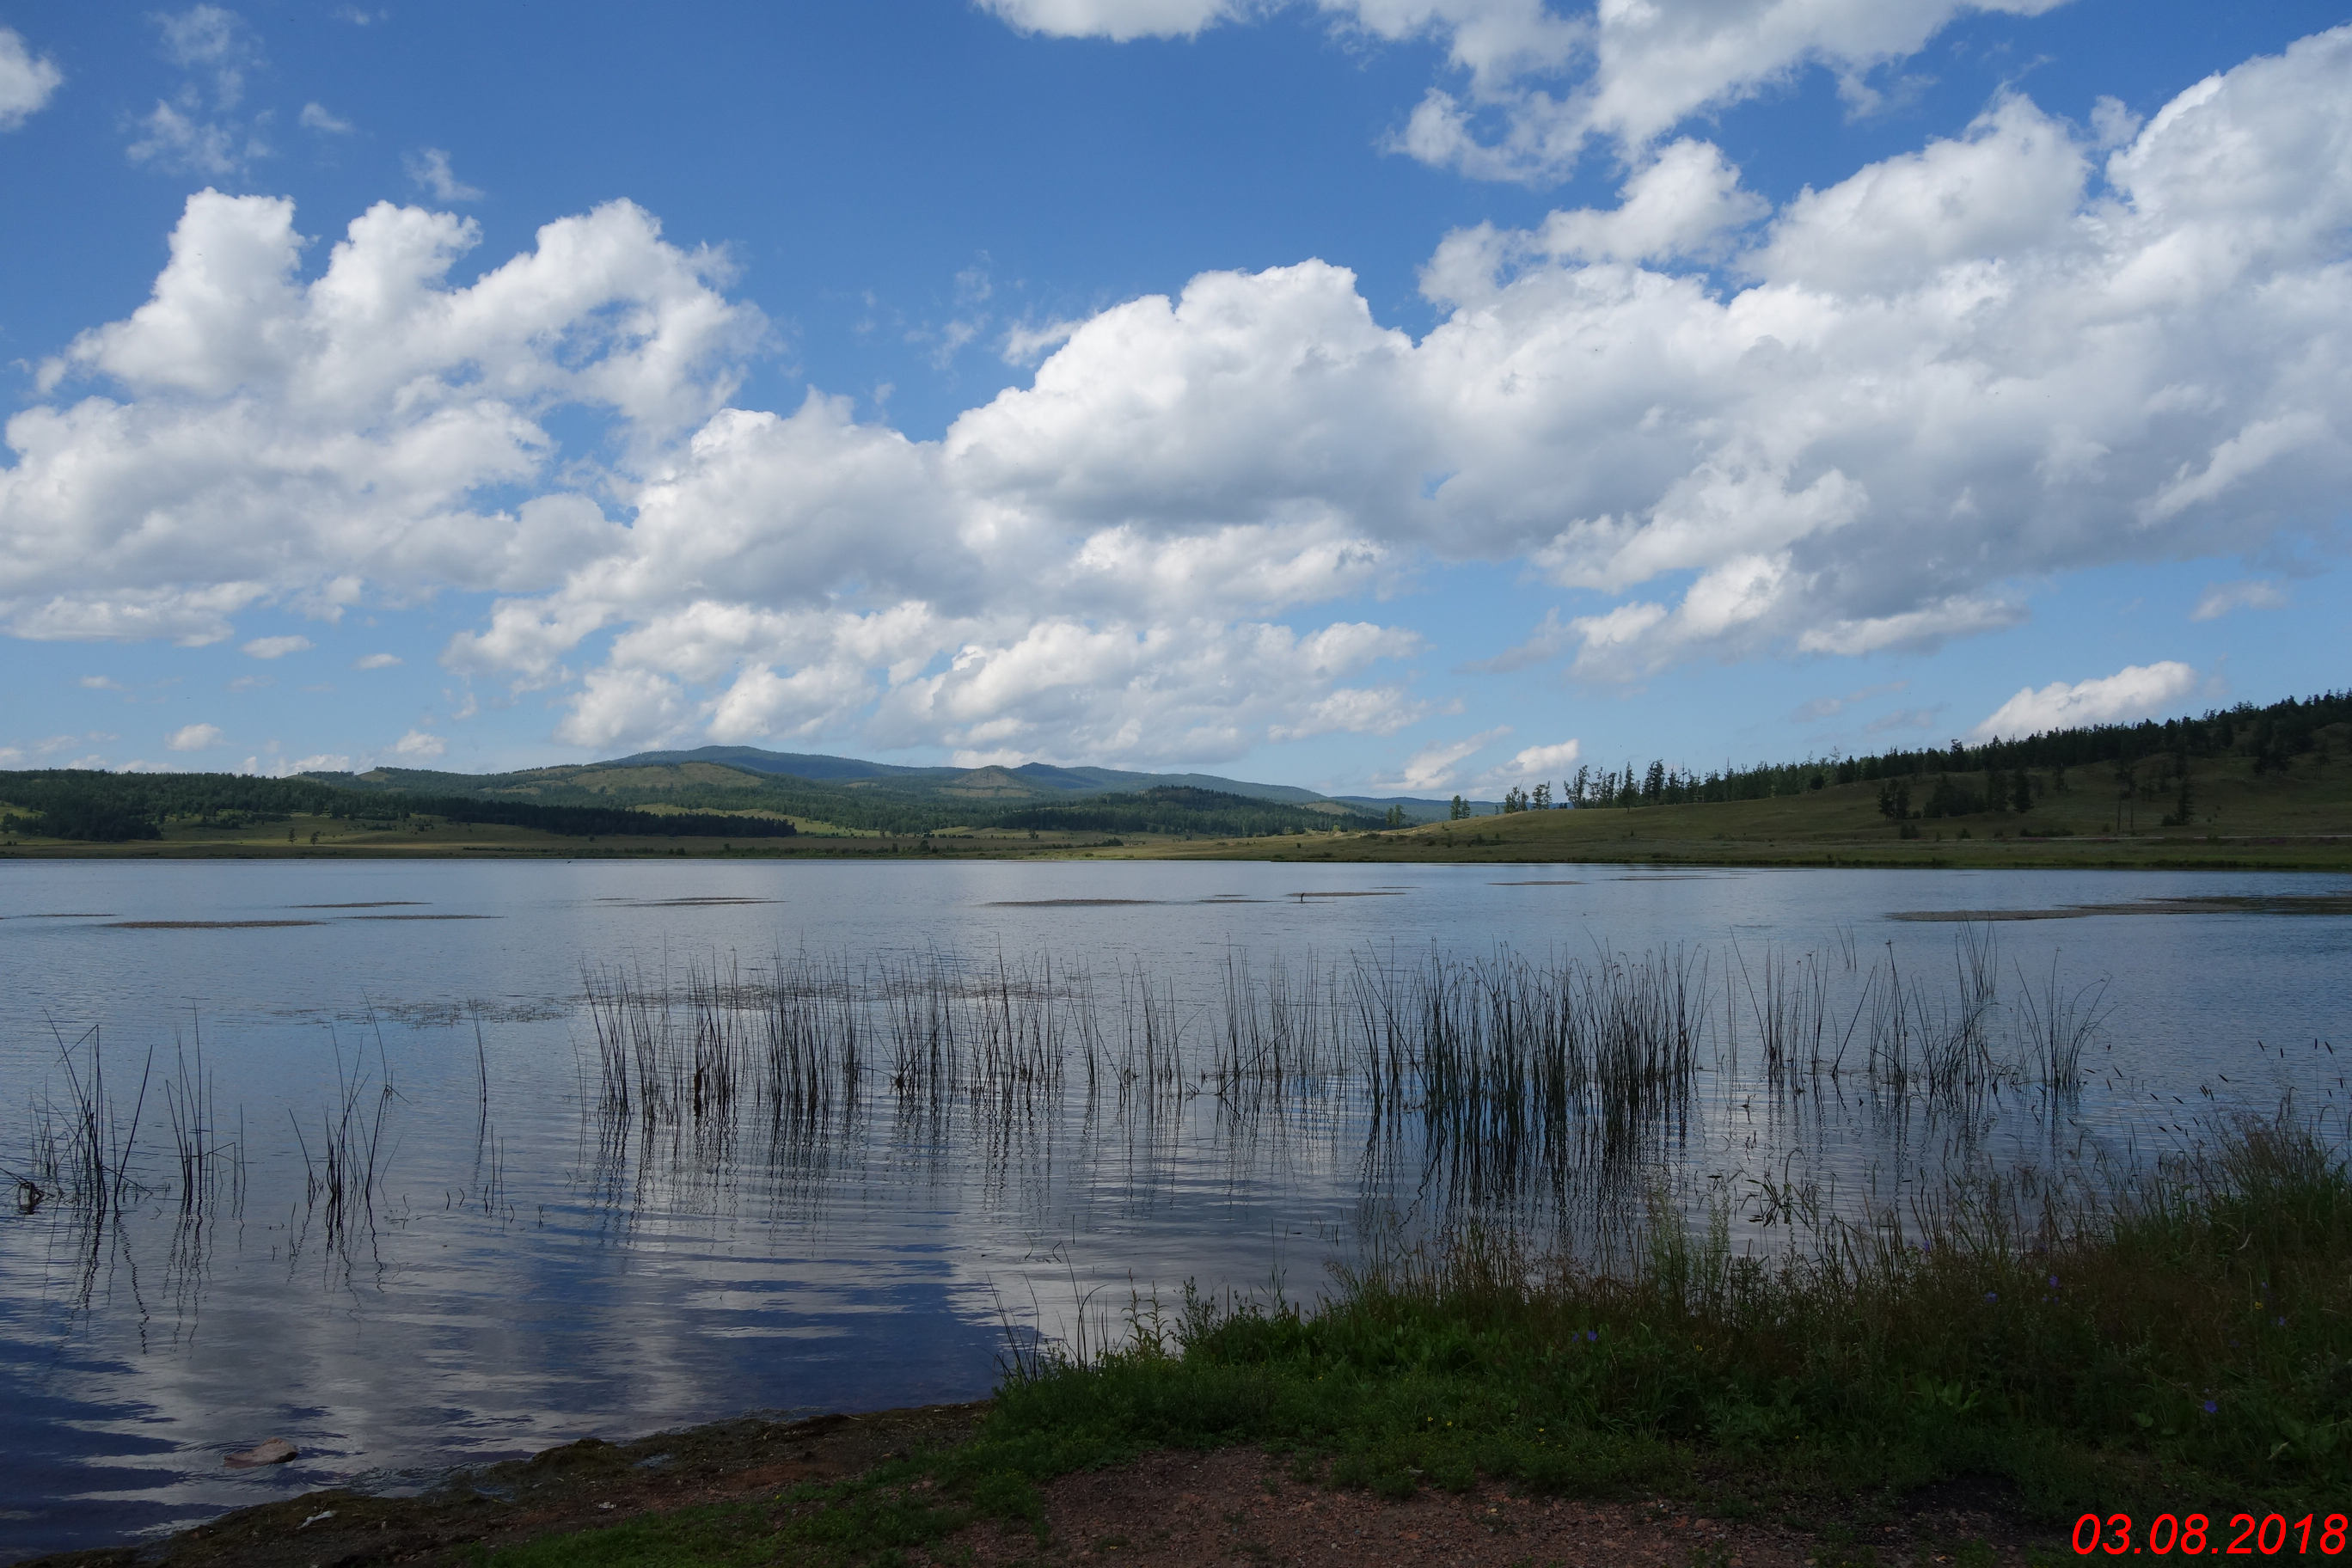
[2204,1400,2219,1414]
[1984,1291,1998,1303]
[2048,1275,2060,1289]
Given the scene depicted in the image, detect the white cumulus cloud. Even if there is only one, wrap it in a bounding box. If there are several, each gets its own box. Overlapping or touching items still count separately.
[393,729,446,760]
[0,25,63,130]
[6,27,2349,768]
[1969,662,2200,742]
[978,0,1251,41]
[1497,738,1580,777]
[4,189,760,645]
[1381,726,1512,792]
[1470,737,1581,791]
[167,721,225,750]
[242,634,313,658]
[982,1,2071,182]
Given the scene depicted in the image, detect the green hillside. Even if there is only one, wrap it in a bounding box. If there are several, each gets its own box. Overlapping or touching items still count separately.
[0,759,1383,850]
[306,755,1388,837]
[1158,698,2352,870]
[0,769,797,847]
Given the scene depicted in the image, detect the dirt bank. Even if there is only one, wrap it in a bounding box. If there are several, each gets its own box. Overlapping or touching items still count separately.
[24,1403,2064,1567]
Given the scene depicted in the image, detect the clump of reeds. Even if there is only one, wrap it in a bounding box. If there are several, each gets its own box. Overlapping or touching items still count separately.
[160,1022,245,1219]
[577,945,1721,1189]
[2016,951,2113,1092]
[1738,925,2109,1104]
[290,1028,395,1249]
[1400,946,1705,1204]
[9,1021,154,1220]
[568,934,2127,1228]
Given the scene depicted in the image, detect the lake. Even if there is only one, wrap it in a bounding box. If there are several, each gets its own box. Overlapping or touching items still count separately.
[3,856,2348,1560]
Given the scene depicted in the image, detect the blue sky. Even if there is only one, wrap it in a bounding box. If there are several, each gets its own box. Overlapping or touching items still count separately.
[1,1,2345,795]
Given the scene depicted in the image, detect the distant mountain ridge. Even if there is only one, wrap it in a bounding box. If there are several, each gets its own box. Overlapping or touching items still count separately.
[617,745,1322,802]
[614,746,936,781]
[300,744,1475,834]
[606,744,1469,818]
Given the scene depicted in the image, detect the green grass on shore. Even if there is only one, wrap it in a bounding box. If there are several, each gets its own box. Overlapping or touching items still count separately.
[481,1112,2352,1565]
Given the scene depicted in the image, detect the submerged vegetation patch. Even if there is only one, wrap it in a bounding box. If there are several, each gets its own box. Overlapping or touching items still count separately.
[1891,891,2352,922]
[102,918,325,929]
[339,912,498,922]
[983,897,1162,906]
[597,896,787,907]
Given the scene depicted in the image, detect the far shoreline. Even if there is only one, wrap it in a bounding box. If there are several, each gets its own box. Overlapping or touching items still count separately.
[6,827,2351,873]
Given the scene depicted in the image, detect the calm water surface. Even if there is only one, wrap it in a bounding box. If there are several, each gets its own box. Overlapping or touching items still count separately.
[3,856,2348,1559]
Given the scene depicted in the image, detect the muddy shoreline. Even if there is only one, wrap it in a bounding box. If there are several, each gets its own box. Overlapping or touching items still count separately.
[20,1400,2068,1567]
[21,1403,988,1567]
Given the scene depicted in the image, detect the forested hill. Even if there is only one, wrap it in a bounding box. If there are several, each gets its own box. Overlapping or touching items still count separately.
[8,688,2339,845]
[304,756,1399,836]
[603,745,1344,805]
[0,767,1382,843]
[0,770,798,843]
[1550,689,2351,811]
[991,787,1383,837]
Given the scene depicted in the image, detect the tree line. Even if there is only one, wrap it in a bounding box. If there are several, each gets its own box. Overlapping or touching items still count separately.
[993,786,1381,838]
[0,770,798,842]
[0,768,1374,844]
[323,765,1382,839]
[1475,688,2349,817]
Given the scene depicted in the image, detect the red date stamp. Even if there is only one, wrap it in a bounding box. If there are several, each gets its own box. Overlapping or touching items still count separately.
[2073,1512,2349,1555]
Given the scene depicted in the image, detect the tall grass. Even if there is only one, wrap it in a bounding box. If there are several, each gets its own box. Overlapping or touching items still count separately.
[985,1106,2352,1516]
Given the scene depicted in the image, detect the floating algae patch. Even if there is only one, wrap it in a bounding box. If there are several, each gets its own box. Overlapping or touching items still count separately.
[376,996,569,1026]
[105,919,325,929]
[340,913,500,922]
[1890,892,2352,922]
[291,901,428,909]
[597,896,787,908]
[1287,890,1407,898]
[986,897,1161,907]
[1614,874,1742,882]
[1491,880,1584,886]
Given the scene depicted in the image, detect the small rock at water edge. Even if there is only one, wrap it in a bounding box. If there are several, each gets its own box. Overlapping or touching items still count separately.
[224,1438,297,1467]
